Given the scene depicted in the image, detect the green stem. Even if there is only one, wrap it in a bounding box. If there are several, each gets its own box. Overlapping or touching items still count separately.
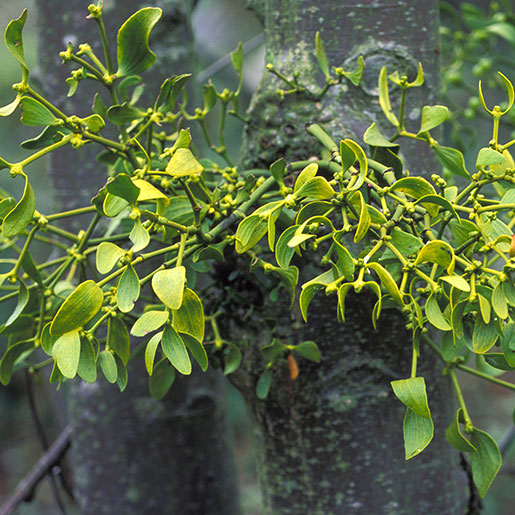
[19,135,74,167]
[449,369,473,427]
[11,225,38,278]
[94,15,115,74]
[45,206,96,221]
[69,54,104,81]
[176,233,187,267]
[456,364,515,391]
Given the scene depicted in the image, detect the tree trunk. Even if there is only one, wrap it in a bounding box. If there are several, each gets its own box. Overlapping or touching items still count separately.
[36,2,239,513]
[231,1,474,513]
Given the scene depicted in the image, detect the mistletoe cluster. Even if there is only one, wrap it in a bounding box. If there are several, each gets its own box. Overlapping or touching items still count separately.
[0,4,513,498]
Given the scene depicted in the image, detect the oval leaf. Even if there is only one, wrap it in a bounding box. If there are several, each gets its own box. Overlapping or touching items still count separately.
[161,324,191,375]
[53,330,81,379]
[152,266,186,310]
[50,280,104,336]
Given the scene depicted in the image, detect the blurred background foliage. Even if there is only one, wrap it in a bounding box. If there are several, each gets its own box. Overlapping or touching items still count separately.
[0,0,513,513]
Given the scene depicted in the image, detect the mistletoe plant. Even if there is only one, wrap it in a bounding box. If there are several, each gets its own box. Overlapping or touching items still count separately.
[0,4,513,499]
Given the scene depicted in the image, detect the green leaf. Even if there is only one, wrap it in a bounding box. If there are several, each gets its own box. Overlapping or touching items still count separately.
[440,275,470,292]
[344,139,368,191]
[472,318,499,353]
[469,428,502,498]
[116,265,140,313]
[275,225,298,268]
[403,408,434,460]
[425,293,451,331]
[103,193,129,217]
[5,280,28,327]
[235,214,268,253]
[339,140,356,172]
[367,262,403,305]
[296,177,335,200]
[414,194,458,219]
[299,269,337,322]
[417,105,449,134]
[390,227,422,257]
[173,288,204,342]
[4,9,29,76]
[363,122,398,147]
[503,279,515,307]
[92,93,107,118]
[77,337,97,384]
[287,232,314,248]
[132,178,169,207]
[114,354,128,392]
[294,163,318,193]
[41,322,58,356]
[390,377,431,418]
[20,250,41,284]
[145,331,163,376]
[478,293,491,324]
[2,175,35,238]
[19,97,57,126]
[96,242,125,275]
[0,95,21,118]
[449,218,478,247]
[117,7,162,77]
[293,341,321,363]
[0,198,16,218]
[99,349,117,383]
[343,55,364,86]
[476,147,506,169]
[501,322,515,367]
[131,310,168,337]
[107,317,130,366]
[231,42,243,74]
[129,218,150,252]
[21,125,68,150]
[354,191,370,243]
[378,67,398,126]
[224,346,242,375]
[484,353,515,371]
[80,114,105,132]
[106,173,140,205]
[0,340,33,385]
[149,359,175,399]
[434,145,470,179]
[161,324,191,375]
[159,74,191,113]
[106,103,145,125]
[50,280,104,336]
[165,148,203,177]
[152,266,186,310]
[414,240,455,274]
[333,232,355,280]
[53,330,81,379]
[270,159,286,187]
[445,409,477,453]
[182,332,208,372]
[256,368,273,400]
[315,31,329,77]
[390,177,436,200]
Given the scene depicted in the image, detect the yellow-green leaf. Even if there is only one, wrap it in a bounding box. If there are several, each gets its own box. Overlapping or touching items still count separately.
[2,174,35,238]
[414,240,455,274]
[161,324,191,375]
[53,329,81,379]
[391,376,431,417]
[173,288,204,342]
[165,148,203,177]
[50,280,104,336]
[152,266,186,310]
[403,408,434,460]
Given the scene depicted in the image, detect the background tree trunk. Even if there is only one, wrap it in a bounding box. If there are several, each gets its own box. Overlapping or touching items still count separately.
[229,1,476,513]
[36,2,239,513]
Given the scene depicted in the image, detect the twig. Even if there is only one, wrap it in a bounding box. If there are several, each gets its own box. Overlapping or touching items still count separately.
[24,371,67,513]
[0,426,72,515]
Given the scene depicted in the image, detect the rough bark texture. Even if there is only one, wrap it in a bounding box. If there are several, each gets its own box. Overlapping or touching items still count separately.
[231,1,473,513]
[36,2,239,513]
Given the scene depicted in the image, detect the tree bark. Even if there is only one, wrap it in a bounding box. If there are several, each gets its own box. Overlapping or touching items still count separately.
[231,1,474,513]
[36,2,239,513]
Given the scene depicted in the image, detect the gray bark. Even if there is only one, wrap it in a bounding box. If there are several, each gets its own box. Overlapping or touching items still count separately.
[36,2,239,513]
[231,1,475,513]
